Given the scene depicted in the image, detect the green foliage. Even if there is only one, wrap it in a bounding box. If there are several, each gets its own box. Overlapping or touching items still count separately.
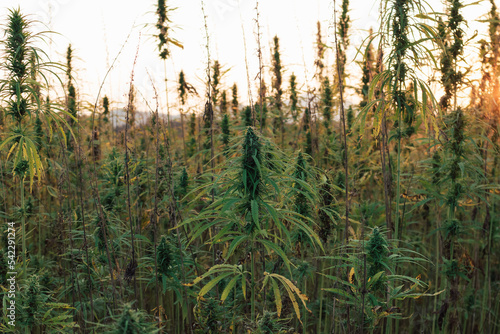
[66,45,77,128]
[157,236,173,278]
[93,215,110,254]
[337,0,350,86]
[155,0,182,59]
[321,77,333,136]
[4,8,29,123]
[439,0,465,110]
[1,275,76,333]
[293,152,309,217]
[220,90,228,115]
[0,3,498,334]
[221,113,230,154]
[255,102,267,128]
[367,227,389,291]
[347,106,354,131]
[360,39,374,108]
[178,70,187,105]
[212,60,221,106]
[110,303,159,334]
[187,112,197,157]
[323,229,434,331]
[432,150,442,186]
[305,131,312,156]
[194,297,225,333]
[242,106,252,127]
[102,95,110,122]
[272,36,283,111]
[231,83,239,118]
[256,311,287,334]
[202,100,213,164]
[68,84,76,122]
[318,175,336,243]
[241,128,262,235]
[289,74,298,120]
[0,8,71,188]
[34,113,43,150]
[177,167,189,199]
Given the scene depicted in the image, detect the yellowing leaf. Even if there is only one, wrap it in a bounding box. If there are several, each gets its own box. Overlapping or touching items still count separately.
[141,220,150,230]
[220,276,239,303]
[199,272,233,298]
[410,274,422,290]
[271,278,282,317]
[183,275,205,287]
[348,226,356,237]
[242,273,246,299]
[281,278,301,323]
[267,272,311,322]
[349,267,355,285]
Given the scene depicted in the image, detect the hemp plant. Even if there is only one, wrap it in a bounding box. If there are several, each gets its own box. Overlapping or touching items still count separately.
[66,45,77,127]
[438,0,464,112]
[321,77,333,138]
[0,8,70,280]
[324,227,434,332]
[155,0,182,133]
[182,128,321,326]
[187,112,197,158]
[433,1,482,331]
[337,0,350,96]
[221,113,231,155]
[289,74,298,122]
[231,83,239,120]
[360,0,438,240]
[271,36,284,146]
[178,70,197,161]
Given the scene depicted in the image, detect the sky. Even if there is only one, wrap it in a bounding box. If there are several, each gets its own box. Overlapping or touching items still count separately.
[0,0,495,117]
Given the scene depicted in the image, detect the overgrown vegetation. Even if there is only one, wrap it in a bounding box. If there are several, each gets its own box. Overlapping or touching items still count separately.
[0,1,499,333]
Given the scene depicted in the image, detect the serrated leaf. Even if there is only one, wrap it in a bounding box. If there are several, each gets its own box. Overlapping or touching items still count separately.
[199,272,233,298]
[221,275,239,303]
[271,277,282,317]
[260,239,291,274]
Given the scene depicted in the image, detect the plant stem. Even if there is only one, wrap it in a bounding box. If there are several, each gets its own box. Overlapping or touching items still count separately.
[21,176,26,280]
[317,260,324,333]
[76,126,95,324]
[251,238,256,323]
[124,45,140,305]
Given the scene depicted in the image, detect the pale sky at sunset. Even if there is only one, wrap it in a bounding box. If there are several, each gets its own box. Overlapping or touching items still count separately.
[0,0,494,116]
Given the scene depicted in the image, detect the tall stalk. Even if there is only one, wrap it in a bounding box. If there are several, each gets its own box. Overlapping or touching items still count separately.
[333,0,350,246]
[20,174,26,279]
[391,0,410,242]
[124,44,140,305]
[329,3,351,332]
[178,70,192,162]
[271,36,284,146]
[255,0,263,129]
[86,24,134,315]
[150,82,162,329]
[75,115,95,324]
[165,144,193,333]
[241,127,262,323]
[200,3,217,286]
[3,9,30,280]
